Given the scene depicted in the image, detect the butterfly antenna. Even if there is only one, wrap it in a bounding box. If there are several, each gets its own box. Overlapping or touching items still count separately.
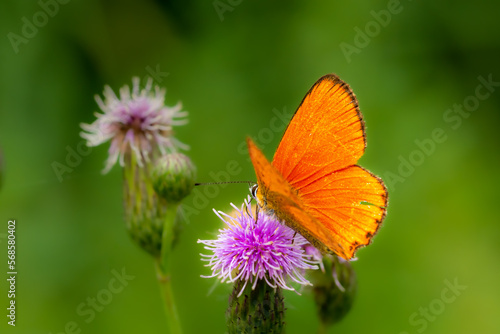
[194,181,256,186]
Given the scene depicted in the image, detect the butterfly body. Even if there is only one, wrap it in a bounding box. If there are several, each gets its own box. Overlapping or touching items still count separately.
[247,74,388,260]
[248,138,336,255]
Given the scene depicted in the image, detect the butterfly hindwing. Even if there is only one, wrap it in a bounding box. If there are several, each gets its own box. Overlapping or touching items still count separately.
[299,165,388,259]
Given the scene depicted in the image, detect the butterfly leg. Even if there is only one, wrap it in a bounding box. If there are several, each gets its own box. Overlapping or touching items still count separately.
[245,201,252,217]
[254,203,260,223]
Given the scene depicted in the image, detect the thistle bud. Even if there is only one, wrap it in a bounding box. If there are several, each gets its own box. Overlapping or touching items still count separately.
[122,156,166,257]
[226,279,285,334]
[309,255,357,328]
[151,152,196,203]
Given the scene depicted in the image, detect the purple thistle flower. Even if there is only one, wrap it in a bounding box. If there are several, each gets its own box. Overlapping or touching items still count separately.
[198,199,320,297]
[80,77,188,173]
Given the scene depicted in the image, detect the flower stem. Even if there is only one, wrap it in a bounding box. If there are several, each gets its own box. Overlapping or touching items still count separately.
[160,203,178,272]
[155,203,182,334]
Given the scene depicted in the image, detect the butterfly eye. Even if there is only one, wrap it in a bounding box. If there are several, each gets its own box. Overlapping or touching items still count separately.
[250,184,258,199]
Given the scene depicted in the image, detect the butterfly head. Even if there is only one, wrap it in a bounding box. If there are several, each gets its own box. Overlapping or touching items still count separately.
[249,183,266,207]
[249,183,279,221]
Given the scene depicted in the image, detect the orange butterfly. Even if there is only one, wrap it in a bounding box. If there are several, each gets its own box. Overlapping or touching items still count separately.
[247,74,388,260]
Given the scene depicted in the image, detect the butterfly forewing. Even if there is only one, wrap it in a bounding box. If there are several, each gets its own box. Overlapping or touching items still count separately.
[272,74,366,190]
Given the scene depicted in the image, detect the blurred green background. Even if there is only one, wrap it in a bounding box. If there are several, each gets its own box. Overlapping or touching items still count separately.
[1,0,499,333]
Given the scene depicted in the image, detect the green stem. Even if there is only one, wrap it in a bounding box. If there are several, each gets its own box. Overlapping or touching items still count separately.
[155,258,182,334]
[156,203,182,334]
[160,203,179,273]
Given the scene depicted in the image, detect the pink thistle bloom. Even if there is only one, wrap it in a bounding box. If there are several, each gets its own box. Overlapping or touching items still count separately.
[198,199,320,297]
[80,77,188,173]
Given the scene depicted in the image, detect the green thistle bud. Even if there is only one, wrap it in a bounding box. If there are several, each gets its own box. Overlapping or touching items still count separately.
[123,152,193,257]
[226,279,285,334]
[310,255,357,329]
[151,152,196,203]
[122,155,166,257]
